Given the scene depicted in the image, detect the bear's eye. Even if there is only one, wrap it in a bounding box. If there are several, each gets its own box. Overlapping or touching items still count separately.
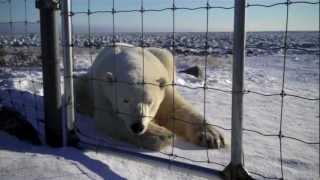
[123,98,130,103]
[159,82,165,89]
[157,78,166,89]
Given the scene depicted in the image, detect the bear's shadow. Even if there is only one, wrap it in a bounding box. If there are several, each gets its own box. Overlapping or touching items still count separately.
[0,132,127,180]
[173,137,210,151]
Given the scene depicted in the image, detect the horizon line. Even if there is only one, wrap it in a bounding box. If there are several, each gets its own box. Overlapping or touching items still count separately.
[0,30,319,35]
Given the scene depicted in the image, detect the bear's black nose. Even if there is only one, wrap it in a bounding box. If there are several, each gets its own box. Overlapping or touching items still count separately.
[131,123,144,134]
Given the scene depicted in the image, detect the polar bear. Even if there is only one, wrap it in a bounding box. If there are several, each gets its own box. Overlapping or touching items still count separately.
[75,44,225,150]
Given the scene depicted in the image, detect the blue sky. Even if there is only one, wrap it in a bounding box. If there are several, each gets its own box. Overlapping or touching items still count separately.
[0,0,319,33]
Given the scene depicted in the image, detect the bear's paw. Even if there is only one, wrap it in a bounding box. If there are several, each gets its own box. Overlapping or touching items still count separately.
[136,123,173,151]
[195,126,225,149]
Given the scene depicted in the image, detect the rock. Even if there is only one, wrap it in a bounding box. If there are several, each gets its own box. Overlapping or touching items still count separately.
[179,66,203,78]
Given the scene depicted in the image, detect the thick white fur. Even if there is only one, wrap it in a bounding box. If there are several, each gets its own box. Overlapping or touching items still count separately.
[75,45,225,150]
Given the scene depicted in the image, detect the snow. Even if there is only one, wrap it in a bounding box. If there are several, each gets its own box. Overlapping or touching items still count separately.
[1,32,319,57]
[0,131,220,180]
[0,32,319,179]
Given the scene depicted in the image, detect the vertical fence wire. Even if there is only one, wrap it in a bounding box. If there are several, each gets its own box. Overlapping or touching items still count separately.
[170,0,176,161]
[140,0,145,149]
[12,0,26,119]
[27,0,40,134]
[8,0,12,39]
[24,0,27,33]
[7,0,14,108]
[203,0,210,163]
[278,0,290,178]
[87,0,100,153]
[3,0,10,112]
[111,0,120,147]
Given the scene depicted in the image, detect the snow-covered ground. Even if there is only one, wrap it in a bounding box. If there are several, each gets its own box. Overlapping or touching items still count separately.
[0,32,319,179]
[0,131,222,180]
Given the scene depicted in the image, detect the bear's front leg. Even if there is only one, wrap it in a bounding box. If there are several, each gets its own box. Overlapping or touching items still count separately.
[157,91,226,149]
[174,114,226,149]
[159,116,225,149]
[130,122,173,151]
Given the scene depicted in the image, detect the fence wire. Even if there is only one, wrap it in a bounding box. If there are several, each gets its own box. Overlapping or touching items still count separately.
[68,1,319,179]
[0,0,43,136]
[0,0,318,180]
[0,1,68,179]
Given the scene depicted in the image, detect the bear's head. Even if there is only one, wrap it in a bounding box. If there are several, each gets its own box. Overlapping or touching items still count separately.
[101,48,170,135]
[104,72,167,135]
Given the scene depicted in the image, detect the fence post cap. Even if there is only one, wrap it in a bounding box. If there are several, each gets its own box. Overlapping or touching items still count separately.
[35,0,60,10]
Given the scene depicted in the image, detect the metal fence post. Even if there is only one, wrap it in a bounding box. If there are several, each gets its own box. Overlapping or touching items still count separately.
[61,0,75,132]
[223,0,253,179]
[36,0,65,147]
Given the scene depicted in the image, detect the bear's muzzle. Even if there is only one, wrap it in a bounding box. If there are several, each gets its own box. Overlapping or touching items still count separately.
[130,122,145,135]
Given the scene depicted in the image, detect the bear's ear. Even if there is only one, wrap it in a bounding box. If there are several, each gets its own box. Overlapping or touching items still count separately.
[105,72,114,83]
[156,78,166,89]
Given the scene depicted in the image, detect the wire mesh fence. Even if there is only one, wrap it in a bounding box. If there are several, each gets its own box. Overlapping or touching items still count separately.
[0,0,44,138]
[68,0,319,179]
[0,0,319,179]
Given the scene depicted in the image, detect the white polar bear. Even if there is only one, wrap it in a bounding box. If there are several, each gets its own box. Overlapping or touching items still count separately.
[75,44,225,150]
